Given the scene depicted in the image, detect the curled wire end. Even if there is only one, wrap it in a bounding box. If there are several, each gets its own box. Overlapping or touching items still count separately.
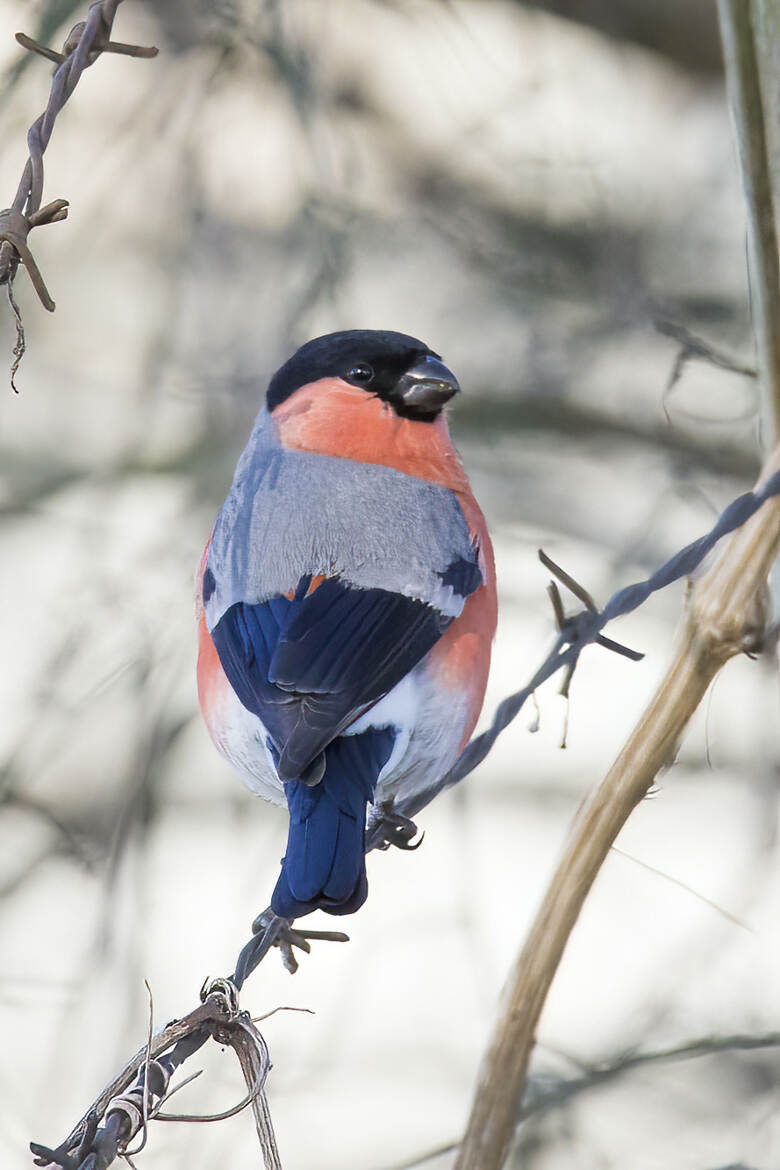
[0,201,69,390]
[7,280,24,393]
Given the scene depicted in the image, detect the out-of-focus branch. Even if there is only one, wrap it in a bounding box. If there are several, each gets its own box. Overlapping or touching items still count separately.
[718,2,780,637]
[519,0,723,76]
[522,1030,780,1117]
[388,1030,780,1170]
[717,0,780,450]
[454,446,780,1170]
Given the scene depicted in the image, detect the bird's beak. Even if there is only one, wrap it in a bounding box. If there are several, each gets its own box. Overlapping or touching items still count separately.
[391,356,460,417]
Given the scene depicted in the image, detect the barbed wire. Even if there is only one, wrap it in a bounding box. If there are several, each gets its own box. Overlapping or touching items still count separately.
[365,465,780,847]
[30,465,780,1167]
[34,464,780,1166]
[230,465,780,984]
[0,0,157,389]
[30,979,281,1170]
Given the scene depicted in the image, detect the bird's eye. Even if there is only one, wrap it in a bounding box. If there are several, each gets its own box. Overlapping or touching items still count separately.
[347,363,374,384]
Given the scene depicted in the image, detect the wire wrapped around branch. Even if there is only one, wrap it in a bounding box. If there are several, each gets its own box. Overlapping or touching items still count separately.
[367,463,780,847]
[30,979,281,1170]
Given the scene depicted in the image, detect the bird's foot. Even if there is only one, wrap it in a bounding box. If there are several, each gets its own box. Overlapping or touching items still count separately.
[368,801,425,852]
[232,908,349,984]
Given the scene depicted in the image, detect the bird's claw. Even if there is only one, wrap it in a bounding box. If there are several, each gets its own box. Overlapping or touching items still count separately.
[233,908,349,984]
[369,803,424,852]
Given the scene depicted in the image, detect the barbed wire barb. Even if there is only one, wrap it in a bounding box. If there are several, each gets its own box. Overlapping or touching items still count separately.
[365,463,780,850]
[0,0,157,389]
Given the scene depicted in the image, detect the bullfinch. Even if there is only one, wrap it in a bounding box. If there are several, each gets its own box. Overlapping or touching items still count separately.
[197,329,497,929]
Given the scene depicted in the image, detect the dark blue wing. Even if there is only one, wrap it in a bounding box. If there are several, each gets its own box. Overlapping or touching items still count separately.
[210,575,454,782]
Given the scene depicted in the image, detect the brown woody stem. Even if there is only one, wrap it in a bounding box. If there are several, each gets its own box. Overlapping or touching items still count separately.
[455,449,780,1170]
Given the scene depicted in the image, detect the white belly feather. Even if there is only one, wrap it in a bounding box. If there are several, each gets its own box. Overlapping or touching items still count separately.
[213,657,467,814]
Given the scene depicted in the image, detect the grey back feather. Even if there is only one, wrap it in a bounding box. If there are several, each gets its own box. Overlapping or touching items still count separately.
[205,408,477,628]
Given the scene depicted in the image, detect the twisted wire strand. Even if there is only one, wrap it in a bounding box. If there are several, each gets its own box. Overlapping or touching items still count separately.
[369,467,780,839]
[0,0,157,305]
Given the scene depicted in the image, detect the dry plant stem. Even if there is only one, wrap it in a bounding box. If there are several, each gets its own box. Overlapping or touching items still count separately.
[228,1015,283,1170]
[454,449,780,1170]
[717,0,780,447]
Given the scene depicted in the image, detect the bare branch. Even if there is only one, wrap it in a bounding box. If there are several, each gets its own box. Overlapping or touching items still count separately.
[655,317,757,423]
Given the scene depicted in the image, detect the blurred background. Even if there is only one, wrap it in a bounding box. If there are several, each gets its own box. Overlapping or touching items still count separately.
[0,1,778,1167]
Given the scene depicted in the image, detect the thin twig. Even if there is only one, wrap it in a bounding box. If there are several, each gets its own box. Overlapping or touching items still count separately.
[226,1014,283,1170]
[609,845,750,932]
[386,1030,780,1170]
[521,1030,780,1118]
[655,318,757,424]
[121,980,155,1157]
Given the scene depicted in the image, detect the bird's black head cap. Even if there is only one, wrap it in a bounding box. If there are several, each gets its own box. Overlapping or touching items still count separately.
[267,329,459,422]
